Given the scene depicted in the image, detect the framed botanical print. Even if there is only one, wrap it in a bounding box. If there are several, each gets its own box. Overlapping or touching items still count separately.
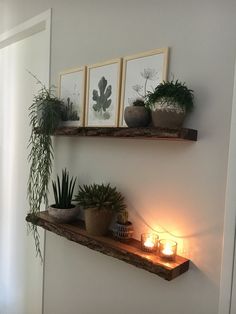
[58,66,86,127]
[85,59,122,127]
[119,48,169,126]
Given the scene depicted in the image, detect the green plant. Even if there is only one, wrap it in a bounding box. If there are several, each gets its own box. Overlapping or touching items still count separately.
[145,80,194,112]
[75,183,126,212]
[133,99,145,107]
[61,97,79,121]
[117,209,129,225]
[92,77,112,119]
[52,169,76,209]
[27,72,63,260]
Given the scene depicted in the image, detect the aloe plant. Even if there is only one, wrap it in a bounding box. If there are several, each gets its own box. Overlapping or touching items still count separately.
[52,169,77,209]
[75,183,126,212]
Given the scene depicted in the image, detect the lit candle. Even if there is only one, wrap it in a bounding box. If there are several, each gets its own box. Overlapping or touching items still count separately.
[159,239,177,261]
[141,233,158,253]
[161,242,174,257]
[144,237,155,249]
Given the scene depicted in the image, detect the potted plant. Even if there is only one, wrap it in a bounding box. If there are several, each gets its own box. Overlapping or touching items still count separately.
[145,80,194,128]
[114,209,133,242]
[124,98,151,127]
[60,97,80,127]
[48,169,79,223]
[75,183,126,236]
[27,72,64,259]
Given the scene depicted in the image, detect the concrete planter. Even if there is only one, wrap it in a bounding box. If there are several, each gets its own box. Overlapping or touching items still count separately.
[48,205,79,223]
[124,106,150,127]
[151,101,186,128]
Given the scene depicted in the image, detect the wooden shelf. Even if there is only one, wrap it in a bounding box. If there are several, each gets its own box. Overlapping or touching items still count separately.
[49,127,197,141]
[26,211,190,281]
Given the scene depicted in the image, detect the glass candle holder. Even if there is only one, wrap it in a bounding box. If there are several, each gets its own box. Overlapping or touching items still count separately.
[141,233,159,253]
[158,239,177,261]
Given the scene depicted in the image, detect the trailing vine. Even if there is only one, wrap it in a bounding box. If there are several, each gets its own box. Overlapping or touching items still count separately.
[27,73,63,260]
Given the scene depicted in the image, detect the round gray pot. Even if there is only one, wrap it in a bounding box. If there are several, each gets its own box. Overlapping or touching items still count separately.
[48,205,79,223]
[151,101,186,128]
[124,106,150,127]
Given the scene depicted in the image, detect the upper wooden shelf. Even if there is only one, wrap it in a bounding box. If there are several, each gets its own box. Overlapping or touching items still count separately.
[26,211,190,281]
[48,127,197,141]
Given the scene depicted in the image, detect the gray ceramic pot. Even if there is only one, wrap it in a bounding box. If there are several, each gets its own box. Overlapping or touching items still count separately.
[151,101,186,128]
[124,106,150,127]
[48,205,79,223]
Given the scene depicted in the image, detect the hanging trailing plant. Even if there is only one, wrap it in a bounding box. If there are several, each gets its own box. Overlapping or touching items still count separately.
[27,72,63,260]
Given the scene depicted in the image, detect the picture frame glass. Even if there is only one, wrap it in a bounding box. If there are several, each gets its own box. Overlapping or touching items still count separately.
[87,62,120,127]
[59,69,85,127]
[121,51,167,126]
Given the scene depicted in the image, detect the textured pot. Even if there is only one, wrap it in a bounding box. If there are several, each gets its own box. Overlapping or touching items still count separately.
[84,208,113,236]
[48,205,79,223]
[124,106,150,127]
[151,101,186,128]
[114,222,134,242]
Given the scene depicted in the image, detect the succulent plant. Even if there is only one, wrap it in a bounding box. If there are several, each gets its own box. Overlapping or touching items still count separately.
[75,183,126,212]
[52,169,77,209]
[117,210,129,225]
[133,99,145,107]
[92,77,112,117]
[145,80,194,112]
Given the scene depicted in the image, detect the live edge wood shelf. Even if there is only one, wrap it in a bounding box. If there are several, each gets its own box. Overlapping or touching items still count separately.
[26,212,190,281]
[49,126,197,141]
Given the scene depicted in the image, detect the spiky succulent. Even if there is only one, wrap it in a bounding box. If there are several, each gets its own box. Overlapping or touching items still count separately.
[145,80,194,112]
[52,169,77,209]
[75,183,126,212]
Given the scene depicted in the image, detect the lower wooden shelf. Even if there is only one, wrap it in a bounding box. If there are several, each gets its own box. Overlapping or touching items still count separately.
[26,211,190,281]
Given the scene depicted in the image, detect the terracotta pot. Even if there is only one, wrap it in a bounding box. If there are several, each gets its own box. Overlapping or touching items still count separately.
[124,106,150,127]
[84,208,113,236]
[114,222,134,242]
[48,205,79,223]
[151,101,186,128]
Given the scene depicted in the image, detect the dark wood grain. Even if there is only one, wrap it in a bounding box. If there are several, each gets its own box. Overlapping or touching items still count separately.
[26,211,190,280]
[41,127,197,141]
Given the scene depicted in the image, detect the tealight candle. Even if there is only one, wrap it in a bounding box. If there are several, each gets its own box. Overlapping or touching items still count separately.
[141,233,158,253]
[158,239,177,261]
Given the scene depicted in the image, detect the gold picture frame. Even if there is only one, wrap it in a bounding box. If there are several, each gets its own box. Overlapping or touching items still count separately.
[119,47,169,127]
[58,66,86,127]
[85,58,122,127]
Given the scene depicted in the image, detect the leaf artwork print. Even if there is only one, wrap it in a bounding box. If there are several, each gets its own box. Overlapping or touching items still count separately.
[92,76,112,120]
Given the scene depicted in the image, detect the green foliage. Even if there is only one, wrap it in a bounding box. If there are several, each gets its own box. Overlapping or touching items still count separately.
[75,183,126,212]
[61,97,79,121]
[92,77,112,115]
[133,99,145,107]
[117,209,129,224]
[27,72,63,260]
[145,80,194,112]
[52,169,76,209]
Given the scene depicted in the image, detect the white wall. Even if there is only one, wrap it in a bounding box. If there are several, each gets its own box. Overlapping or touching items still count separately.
[1,1,236,314]
[0,29,49,313]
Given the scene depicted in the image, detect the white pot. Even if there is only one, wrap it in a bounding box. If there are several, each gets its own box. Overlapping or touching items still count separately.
[48,205,79,223]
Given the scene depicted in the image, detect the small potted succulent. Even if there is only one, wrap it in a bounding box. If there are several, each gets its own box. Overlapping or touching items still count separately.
[48,169,79,223]
[124,98,150,127]
[145,80,194,128]
[75,183,126,236]
[114,209,133,242]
